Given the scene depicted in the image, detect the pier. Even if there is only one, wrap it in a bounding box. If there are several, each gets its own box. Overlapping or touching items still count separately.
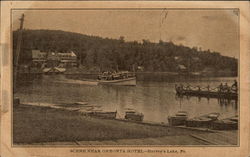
[175,84,238,100]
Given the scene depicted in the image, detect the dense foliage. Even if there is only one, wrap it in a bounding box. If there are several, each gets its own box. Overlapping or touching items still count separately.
[13,29,238,73]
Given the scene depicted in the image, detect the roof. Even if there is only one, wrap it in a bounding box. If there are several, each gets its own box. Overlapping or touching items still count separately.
[70,51,76,57]
[54,67,66,72]
[57,51,77,57]
[43,67,66,73]
[178,64,187,70]
[61,60,77,63]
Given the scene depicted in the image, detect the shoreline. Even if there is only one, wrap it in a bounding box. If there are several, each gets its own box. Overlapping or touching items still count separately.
[64,71,237,77]
[13,104,238,145]
[17,70,237,78]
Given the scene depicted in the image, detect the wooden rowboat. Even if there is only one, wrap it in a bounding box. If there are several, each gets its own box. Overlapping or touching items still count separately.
[186,112,220,128]
[168,111,188,126]
[124,108,144,122]
[87,111,117,119]
[211,115,238,130]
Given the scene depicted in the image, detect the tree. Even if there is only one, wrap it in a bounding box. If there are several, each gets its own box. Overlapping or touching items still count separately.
[13,29,238,74]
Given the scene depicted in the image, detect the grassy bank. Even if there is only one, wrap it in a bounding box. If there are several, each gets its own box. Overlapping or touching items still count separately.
[13,104,232,145]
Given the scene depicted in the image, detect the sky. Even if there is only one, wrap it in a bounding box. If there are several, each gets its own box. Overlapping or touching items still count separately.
[12,9,239,58]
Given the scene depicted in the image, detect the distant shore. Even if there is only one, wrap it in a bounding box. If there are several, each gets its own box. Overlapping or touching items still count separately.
[13,104,237,145]
[17,67,237,78]
[64,70,236,76]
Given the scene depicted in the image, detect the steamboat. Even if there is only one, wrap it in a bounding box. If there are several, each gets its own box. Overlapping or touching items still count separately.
[98,71,136,86]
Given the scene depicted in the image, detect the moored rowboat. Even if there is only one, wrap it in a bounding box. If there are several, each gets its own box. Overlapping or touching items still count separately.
[124,108,144,122]
[211,115,238,130]
[186,112,220,128]
[87,111,117,119]
[168,111,188,126]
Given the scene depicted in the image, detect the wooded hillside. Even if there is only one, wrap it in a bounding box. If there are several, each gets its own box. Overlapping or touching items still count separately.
[13,29,238,73]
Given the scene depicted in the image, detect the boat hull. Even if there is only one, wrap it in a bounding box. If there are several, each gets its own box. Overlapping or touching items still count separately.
[186,119,214,128]
[168,116,188,126]
[87,111,117,119]
[211,120,238,130]
[98,77,136,86]
[211,116,238,130]
[185,113,220,128]
[125,113,144,122]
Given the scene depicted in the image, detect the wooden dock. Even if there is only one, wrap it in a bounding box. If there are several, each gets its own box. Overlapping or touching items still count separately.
[175,84,238,100]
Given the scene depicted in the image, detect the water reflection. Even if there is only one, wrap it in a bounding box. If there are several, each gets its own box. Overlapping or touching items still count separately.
[176,94,238,116]
[15,74,238,123]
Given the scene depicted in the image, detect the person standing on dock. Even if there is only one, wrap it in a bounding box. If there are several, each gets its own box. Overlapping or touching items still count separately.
[231,80,238,93]
[180,84,184,90]
[198,86,201,92]
[218,83,223,92]
[224,83,229,93]
[207,85,210,91]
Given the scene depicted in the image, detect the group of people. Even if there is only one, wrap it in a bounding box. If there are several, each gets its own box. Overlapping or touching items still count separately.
[98,71,134,80]
[218,80,238,93]
[176,80,238,93]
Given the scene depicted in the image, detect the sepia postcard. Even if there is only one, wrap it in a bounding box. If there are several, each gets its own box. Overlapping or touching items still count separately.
[0,1,249,157]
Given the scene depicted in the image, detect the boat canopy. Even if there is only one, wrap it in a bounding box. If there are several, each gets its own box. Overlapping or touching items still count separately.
[74,102,88,105]
[98,71,135,81]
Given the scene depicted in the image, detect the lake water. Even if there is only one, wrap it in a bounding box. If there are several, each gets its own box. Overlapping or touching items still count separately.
[15,74,238,123]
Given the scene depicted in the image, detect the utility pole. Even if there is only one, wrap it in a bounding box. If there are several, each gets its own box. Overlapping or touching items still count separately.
[14,14,25,90]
